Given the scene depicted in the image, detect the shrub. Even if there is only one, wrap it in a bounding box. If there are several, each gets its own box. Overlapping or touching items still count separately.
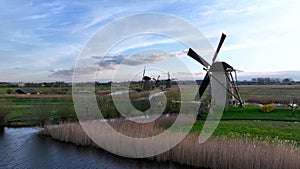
[164,91,180,113]
[6,88,14,94]
[260,104,275,113]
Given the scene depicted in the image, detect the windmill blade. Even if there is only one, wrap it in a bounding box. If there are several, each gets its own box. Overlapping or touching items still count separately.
[157,75,160,80]
[212,33,226,63]
[143,66,146,77]
[142,66,146,82]
[167,72,170,79]
[195,72,210,100]
[187,48,210,68]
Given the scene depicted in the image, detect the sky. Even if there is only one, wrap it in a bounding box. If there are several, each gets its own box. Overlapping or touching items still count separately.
[0,0,300,82]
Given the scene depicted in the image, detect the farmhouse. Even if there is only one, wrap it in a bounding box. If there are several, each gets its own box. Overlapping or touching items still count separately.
[15,88,38,95]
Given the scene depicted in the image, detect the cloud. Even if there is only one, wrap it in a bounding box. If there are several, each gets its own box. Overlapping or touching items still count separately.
[50,68,74,77]
[50,49,189,78]
[21,14,48,20]
[1,0,300,82]
[97,49,188,68]
[49,66,100,77]
[113,38,176,54]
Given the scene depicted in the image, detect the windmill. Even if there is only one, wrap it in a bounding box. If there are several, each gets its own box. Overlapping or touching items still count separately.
[166,72,171,88]
[153,75,161,88]
[187,33,243,107]
[142,66,151,91]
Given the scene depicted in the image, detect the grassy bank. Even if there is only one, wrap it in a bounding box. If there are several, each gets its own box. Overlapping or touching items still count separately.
[1,97,76,126]
[182,120,300,146]
[222,106,300,121]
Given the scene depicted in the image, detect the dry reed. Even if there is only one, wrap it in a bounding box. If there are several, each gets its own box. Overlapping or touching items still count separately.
[41,119,300,169]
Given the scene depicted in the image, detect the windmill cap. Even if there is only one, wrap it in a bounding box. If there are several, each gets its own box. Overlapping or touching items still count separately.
[210,61,234,72]
[143,76,151,81]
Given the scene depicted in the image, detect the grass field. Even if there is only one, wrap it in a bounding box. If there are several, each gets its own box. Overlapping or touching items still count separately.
[1,85,300,141]
[238,85,300,101]
[1,97,76,126]
[222,106,300,121]
[189,120,300,146]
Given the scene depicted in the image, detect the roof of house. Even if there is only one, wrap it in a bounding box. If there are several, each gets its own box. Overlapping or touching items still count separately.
[15,88,37,94]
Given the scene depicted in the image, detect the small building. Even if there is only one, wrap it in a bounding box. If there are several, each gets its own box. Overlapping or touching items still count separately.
[15,88,38,95]
[95,81,112,88]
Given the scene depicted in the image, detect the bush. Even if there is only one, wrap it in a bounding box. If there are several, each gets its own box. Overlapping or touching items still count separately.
[164,91,180,113]
[6,88,14,94]
[260,104,275,113]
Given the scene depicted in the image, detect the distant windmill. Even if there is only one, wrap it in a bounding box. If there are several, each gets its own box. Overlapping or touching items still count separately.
[166,72,171,88]
[153,75,161,88]
[187,33,243,107]
[142,66,151,91]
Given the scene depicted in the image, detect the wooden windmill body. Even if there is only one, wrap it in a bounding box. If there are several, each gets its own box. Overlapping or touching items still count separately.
[187,33,243,107]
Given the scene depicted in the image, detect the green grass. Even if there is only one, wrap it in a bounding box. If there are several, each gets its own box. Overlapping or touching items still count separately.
[3,97,76,126]
[219,105,300,121]
[188,120,300,145]
[2,86,300,146]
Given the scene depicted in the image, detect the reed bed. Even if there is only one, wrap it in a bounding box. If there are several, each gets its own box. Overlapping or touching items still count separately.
[41,119,300,169]
[156,135,300,169]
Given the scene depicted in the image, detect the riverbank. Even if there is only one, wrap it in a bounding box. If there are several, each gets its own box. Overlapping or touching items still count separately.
[41,120,300,169]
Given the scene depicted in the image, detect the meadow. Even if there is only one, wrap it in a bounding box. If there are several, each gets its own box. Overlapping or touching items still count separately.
[1,85,300,134]
[239,85,300,104]
[1,96,75,126]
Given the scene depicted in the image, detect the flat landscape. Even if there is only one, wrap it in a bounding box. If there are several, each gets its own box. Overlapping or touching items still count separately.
[1,85,300,146]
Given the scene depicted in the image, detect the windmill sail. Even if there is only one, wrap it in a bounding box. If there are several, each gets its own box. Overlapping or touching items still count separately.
[212,33,226,63]
[195,72,210,100]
